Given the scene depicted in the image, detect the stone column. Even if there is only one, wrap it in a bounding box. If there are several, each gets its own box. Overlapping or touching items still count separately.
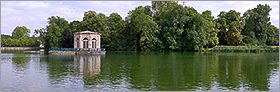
[97,35,101,48]
[79,39,83,48]
[88,40,92,49]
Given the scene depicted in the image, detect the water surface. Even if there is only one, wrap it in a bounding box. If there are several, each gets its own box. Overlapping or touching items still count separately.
[0,52,279,91]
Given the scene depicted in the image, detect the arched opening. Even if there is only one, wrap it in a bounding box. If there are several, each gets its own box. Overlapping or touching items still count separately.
[92,38,96,48]
[83,38,89,48]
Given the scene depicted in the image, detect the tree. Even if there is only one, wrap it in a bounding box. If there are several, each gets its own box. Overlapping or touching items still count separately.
[152,1,191,51]
[69,20,82,33]
[12,26,30,38]
[105,13,126,50]
[81,11,107,32]
[60,30,73,48]
[81,11,109,48]
[34,28,47,45]
[152,1,211,51]
[216,10,244,45]
[46,16,69,48]
[266,25,279,45]
[201,10,219,48]
[1,26,40,47]
[183,14,208,51]
[243,4,273,45]
[125,6,159,51]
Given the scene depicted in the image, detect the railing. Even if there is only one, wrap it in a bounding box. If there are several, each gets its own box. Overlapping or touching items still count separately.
[49,48,106,51]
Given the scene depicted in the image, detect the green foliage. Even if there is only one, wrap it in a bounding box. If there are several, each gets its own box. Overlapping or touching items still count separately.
[69,20,82,33]
[34,28,47,45]
[104,13,126,51]
[46,16,69,48]
[216,10,244,46]
[4,2,278,52]
[125,6,159,51]
[265,25,279,45]
[12,26,30,38]
[243,4,277,46]
[152,1,218,51]
[1,26,40,47]
[184,14,208,51]
[81,11,110,49]
[1,36,40,47]
[153,1,195,51]
[60,30,73,48]
[211,46,279,53]
[201,10,219,48]
[81,11,107,32]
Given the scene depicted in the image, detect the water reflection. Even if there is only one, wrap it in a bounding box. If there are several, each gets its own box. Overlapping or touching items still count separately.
[12,54,30,72]
[74,55,101,76]
[100,52,278,91]
[0,52,278,91]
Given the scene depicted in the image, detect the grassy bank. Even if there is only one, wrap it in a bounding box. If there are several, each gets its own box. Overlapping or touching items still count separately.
[206,46,279,53]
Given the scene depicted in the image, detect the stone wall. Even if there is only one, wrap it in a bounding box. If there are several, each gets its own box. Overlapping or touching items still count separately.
[1,47,40,51]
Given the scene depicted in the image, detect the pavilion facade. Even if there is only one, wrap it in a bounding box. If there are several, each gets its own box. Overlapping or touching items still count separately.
[74,31,101,49]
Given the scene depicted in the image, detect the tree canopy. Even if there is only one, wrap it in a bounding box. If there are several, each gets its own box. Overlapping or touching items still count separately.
[242,4,277,46]
[12,26,30,38]
[1,26,40,47]
[2,1,278,51]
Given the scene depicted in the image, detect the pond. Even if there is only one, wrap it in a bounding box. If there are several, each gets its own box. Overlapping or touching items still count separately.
[0,52,279,91]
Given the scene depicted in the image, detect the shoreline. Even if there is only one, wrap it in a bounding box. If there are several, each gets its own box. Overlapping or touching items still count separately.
[1,46,278,53]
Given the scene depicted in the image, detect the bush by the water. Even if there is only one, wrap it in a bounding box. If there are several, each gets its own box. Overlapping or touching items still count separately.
[210,46,279,52]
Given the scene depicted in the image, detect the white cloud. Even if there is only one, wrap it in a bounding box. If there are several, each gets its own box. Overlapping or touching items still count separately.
[2,1,50,9]
[1,1,279,36]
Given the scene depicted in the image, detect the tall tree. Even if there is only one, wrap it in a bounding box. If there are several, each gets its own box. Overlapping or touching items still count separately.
[152,1,190,51]
[46,16,69,48]
[81,11,98,31]
[81,11,109,48]
[105,13,125,50]
[216,10,244,45]
[183,14,208,51]
[243,4,273,45]
[201,10,219,48]
[152,1,210,51]
[12,26,30,38]
[81,11,108,32]
[125,6,159,51]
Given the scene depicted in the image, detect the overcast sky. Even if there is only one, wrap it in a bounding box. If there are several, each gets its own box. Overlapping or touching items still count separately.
[1,1,279,35]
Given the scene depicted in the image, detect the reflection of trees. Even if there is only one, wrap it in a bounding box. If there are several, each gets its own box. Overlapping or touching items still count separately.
[41,52,278,91]
[12,54,31,71]
[126,53,219,91]
[46,55,74,84]
[240,53,278,91]
[216,53,279,91]
[217,55,242,90]
[121,52,278,91]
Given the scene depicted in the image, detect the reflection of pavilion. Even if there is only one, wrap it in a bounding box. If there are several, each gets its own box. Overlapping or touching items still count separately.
[74,55,101,76]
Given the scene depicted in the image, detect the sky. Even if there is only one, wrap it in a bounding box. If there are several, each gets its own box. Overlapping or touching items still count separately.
[1,1,279,35]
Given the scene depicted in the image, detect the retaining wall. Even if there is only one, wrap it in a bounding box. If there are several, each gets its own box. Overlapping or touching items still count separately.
[1,47,40,51]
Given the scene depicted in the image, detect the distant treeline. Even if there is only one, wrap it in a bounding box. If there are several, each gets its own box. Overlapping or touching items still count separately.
[1,26,40,47]
[1,1,279,52]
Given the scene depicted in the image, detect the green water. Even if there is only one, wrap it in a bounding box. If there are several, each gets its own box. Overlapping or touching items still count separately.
[0,52,279,91]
